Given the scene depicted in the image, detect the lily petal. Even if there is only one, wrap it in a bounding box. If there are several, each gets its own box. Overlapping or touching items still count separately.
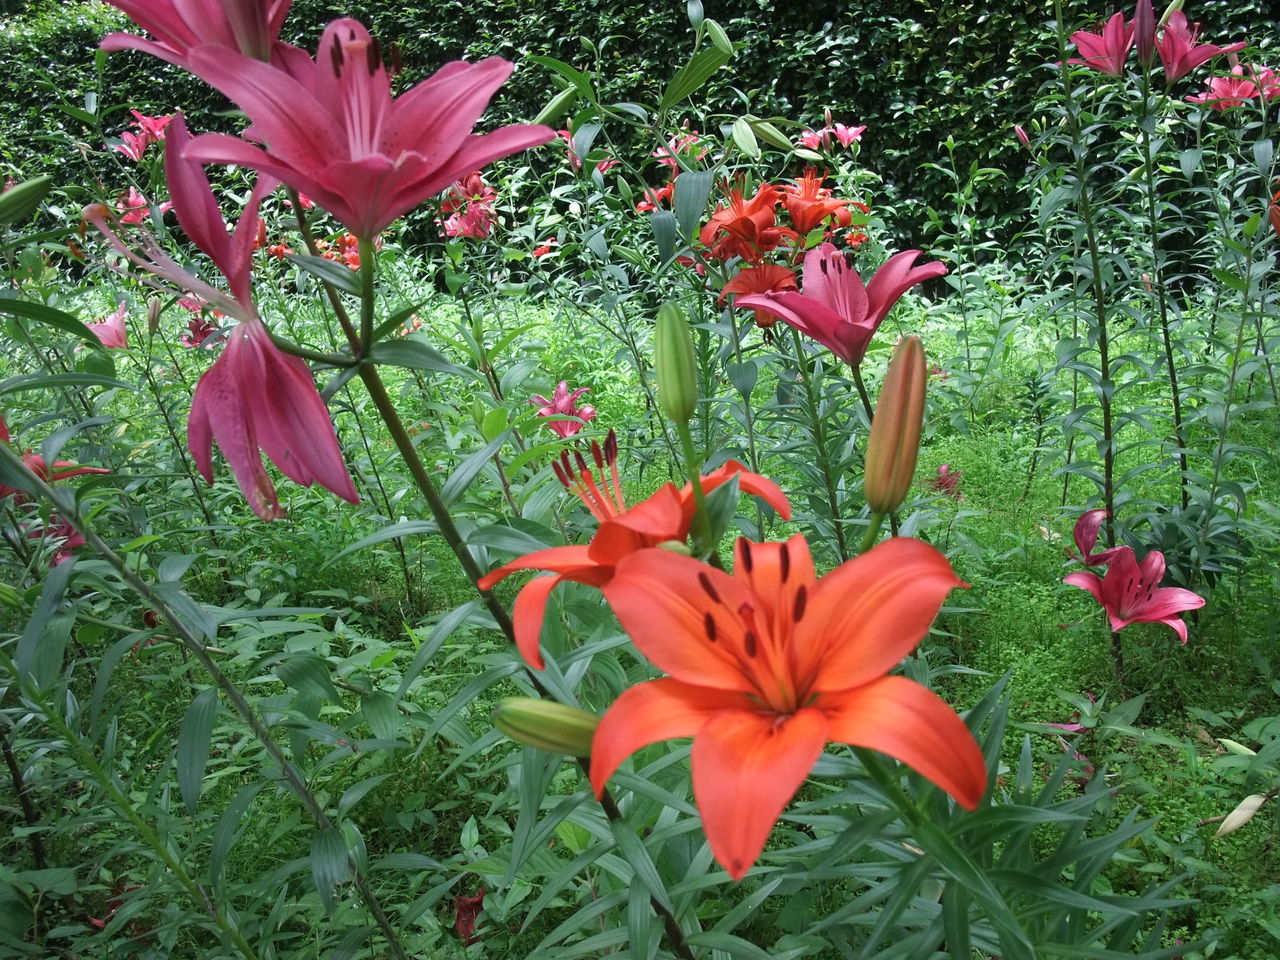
[692,707,828,880]
[590,677,749,797]
[799,538,966,692]
[821,675,986,809]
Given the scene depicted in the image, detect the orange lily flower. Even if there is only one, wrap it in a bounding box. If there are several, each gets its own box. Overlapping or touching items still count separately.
[783,168,852,238]
[699,182,796,263]
[591,534,987,880]
[477,430,791,669]
[720,263,798,328]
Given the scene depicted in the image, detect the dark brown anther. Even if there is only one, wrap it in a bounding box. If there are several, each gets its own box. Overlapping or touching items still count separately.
[697,572,720,604]
[738,539,754,573]
[591,439,606,471]
[604,429,618,465]
[743,631,758,657]
[792,585,807,622]
[703,612,717,642]
[367,37,381,75]
[574,450,590,476]
[778,543,790,582]
[330,41,345,75]
[386,42,404,78]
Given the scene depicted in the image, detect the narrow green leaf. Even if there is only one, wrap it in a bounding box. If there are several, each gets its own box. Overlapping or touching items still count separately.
[16,557,78,689]
[360,691,399,741]
[275,652,342,703]
[674,170,715,242]
[287,253,361,295]
[177,687,219,814]
[324,520,437,567]
[338,774,394,818]
[0,298,105,349]
[609,819,673,912]
[661,46,732,110]
[368,339,469,376]
[0,372,133,396]
[395,600,479,702]
[310,826,351,914]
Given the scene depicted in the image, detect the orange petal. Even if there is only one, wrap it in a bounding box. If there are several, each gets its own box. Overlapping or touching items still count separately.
[607,549,757,691]
[798,538,964,693]
[476,544,599,591]
[590,678,747,794]
[821,675,987,809]
[692,707,828,880]
[511,574,563,670]
[691,461,792,522]
[731,534,815,643]
[588,485,685,563]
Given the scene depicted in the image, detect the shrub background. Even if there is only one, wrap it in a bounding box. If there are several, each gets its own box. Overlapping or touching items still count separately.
[1,0,1276,240]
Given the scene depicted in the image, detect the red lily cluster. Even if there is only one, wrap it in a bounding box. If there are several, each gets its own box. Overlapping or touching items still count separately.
[1068,0,1244,83]
[796,110,866,152]
[0,416,110,566]
[1063,510,1205,642]
[479,442,986,878]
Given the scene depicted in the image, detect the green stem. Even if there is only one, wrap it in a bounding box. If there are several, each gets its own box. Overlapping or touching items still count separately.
[790,329,849,560]
[676,420,710,552]
[859,511,886,555]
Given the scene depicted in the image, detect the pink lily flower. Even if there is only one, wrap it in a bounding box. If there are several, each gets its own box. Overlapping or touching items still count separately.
[1071,508,1126,566]
[114,111,174,162]
[87,301,130,348]
[734,243,947,367]
[180,18,554,238]
[100,0,300,69]
[84,114,358,520]
[115,186,173,225]
[530,382,596,438]
[1068,12,1135,76]
[1155,11,1244,85]
[1064,546,1205,643]
[188,316,359,520]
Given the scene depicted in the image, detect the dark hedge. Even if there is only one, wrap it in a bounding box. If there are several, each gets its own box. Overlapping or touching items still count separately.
[2,0,1276,241]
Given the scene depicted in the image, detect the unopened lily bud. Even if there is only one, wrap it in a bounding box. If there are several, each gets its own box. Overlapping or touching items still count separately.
[493,698,598,757]
[655,539,693,555]
[147,298,164,334]
[863,336,927,514]
[654,302,698,424]
[1158,0,1183,28]
[0,174,52,226]
[1014,125,1030,146]
[1134,0,1156,65]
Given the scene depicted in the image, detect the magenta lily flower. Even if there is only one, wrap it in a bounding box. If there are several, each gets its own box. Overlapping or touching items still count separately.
[84,114,358,520]
[734,243,947,367]
[188,317,358,520]
[180,18,554,238]
[1068,12,1135,76]
[87,301,129,349]
[531,382,597,438]
[101,0,299,68]
[1065,546,1204,643]
[1155,11,1244,84]
[1071,509,1126,567]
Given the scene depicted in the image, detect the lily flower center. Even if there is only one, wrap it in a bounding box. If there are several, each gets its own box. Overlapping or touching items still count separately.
[553,429,625,522]
[331,28,387,161]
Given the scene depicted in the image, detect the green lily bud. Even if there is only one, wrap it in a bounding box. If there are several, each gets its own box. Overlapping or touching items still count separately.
[493,698,598,757]
[1158,0,1183,27]
[863,336,927,514]
[655,539,693,555]
[654,302,698,424]
[0,175,53,225]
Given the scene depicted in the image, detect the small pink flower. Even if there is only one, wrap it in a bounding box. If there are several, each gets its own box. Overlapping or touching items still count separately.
[797,119,866,150]
[113,110,173,161]
[440,172,497,239]
[530,381,597,438]
[87,301,129,348]
[115,187,173,225]
[180,314,223,348]
[1014,124,1030,146]
[27,515,85,566]
[653,129,707,170]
